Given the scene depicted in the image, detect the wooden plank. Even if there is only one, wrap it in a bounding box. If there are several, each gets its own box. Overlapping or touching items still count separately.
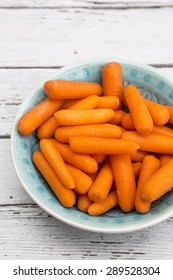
[0,0,173,9]
[1,67,173,136]
[0,69,54,136]
[0,8,173,67]
[0,139,34,205]
[0,204,173,259]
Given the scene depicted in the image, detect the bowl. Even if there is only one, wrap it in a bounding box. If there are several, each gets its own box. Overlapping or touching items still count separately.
[11,58,173,233]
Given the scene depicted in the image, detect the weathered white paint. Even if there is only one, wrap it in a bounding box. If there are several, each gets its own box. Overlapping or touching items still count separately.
[0,8,173,67]
[0,140,33,205]
[0,0,172,8]
[0,69,54,136]
[0,205,173,259]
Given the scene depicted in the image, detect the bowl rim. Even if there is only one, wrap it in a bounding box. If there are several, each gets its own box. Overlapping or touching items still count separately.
[11,58,173,233]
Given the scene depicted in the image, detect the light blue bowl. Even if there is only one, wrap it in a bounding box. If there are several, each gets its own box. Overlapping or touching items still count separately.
[11,58,173,233]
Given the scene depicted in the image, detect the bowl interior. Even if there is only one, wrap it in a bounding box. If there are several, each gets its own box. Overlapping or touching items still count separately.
[11,59,173,233]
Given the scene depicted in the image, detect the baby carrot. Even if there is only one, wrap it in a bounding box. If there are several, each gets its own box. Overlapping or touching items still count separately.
[88,159,113,202]
[124,85,153,134]
[40,139,75,189]
[69,136,139,155]
[108,110,125,125]
[55,124,122,143]
[51,139,98,173]
[144,98,170,126]
[141,158,173,202]
[37,95,102,140]
[77,194,92,212]
[121,113,135,131]
[135,155,160,214]
[32,151,76,207]
[37,116,59,139]
[87,168,100,182]
[110,154,136,212]
[66,163,92,194]
[152,124,173,138]
[62,99,79,109]
[37,96,101,139]
[87,190,118,216]
[54,109,115,126]
[18,98,63,136]
[133,162,142,179]
[166,106,173,124]
[122,131,173,154]
[44,80,102,100]
[68,95,100,110]
[92,154,107,164]
[131,150,148,162]
[157,154,172,167]
[102,62,123,107]
[96,96,120,110]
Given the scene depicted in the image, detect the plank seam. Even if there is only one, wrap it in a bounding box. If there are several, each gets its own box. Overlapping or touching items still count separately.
[0,64,173,69]
[0,5,173,10]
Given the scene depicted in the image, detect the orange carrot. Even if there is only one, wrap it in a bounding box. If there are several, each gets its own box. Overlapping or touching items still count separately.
[131,150,148,162]
[87,168,100,182]
[144,98,169,125]
[122,94,128,107]
[37,116,59,139]
[108,110,125,125]
[118,126,127,134]
[152,124,173,138]
[68,95,100,110]
[51,139,98,173]
[88,159,113,202]
[135,155,160,213]
[133,162,142,179]
[37,96,101,139]
[18,98,63,136]
[122,131,173,154]
[54,109,115,126]
[96,96,120,110]
[62,99,79,109]
[40,139,75,189]
[66,164,92,194]
[44,80,102,100]
[124,85,153,134]
[121,113,135,130]
[166,106,173,124]
[55,123,122,143]
[157,154,172,167]
[110,154,136,212]
[69,136,139,155]
[141,158,173,202]
[92,154,107,164]
[87,190,118,216]
[77,194,92,212]
[102,62,123,107]
[32,151,76,207]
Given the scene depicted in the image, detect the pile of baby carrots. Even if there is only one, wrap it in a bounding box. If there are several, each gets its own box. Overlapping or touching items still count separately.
[17,62,173,216]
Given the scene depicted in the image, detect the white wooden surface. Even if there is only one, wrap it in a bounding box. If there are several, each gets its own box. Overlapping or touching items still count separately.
[1,0,173,260]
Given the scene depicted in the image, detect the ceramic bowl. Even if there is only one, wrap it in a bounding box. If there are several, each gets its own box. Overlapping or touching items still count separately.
[11,58,173,233]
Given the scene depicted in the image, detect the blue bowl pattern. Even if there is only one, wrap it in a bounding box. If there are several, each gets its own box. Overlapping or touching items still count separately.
[11,59,173,233]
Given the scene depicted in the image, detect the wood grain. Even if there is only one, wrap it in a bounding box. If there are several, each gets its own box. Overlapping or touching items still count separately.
[1,0,173,9]
[0,204,173,259]
[0,140,33,205]
[0,8,173,67]
[0,69,54,136]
